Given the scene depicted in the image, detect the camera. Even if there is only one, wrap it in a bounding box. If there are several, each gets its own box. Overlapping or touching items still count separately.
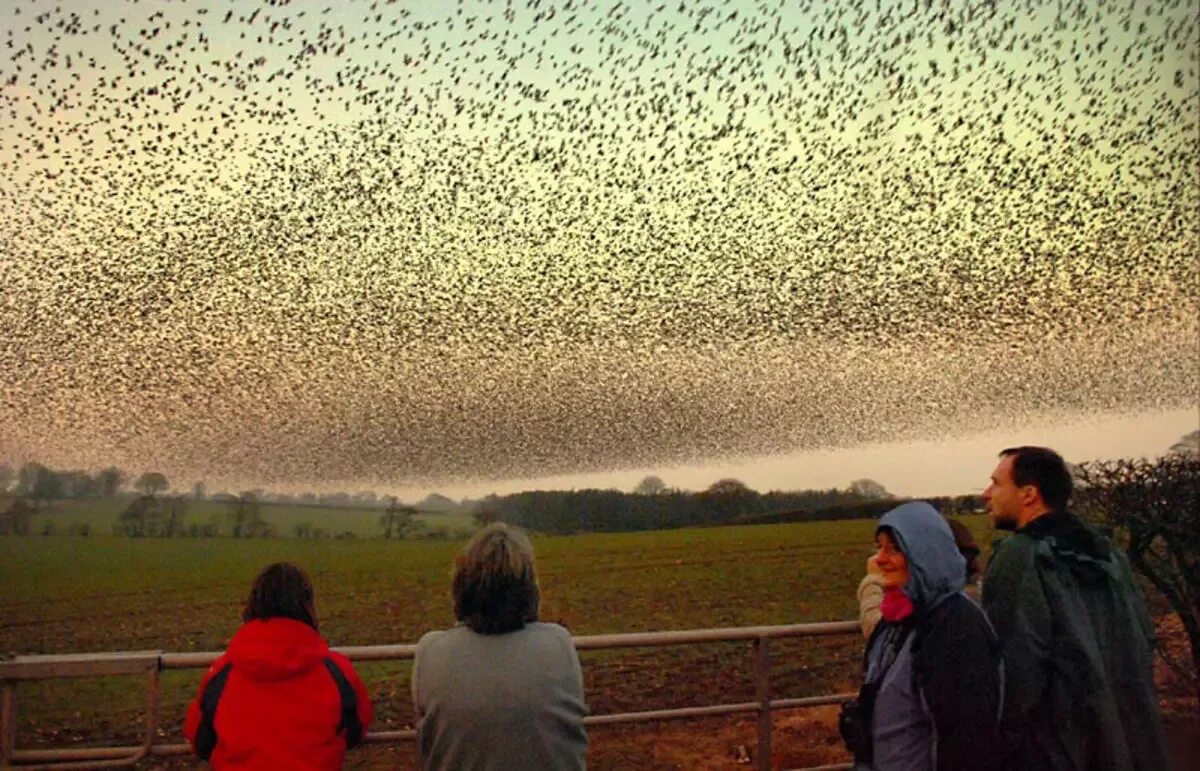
[838,696,873,764]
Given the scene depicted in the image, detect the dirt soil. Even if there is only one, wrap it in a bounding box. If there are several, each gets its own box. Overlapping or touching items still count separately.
[1155,613,1199,771]
[584,709,850,771]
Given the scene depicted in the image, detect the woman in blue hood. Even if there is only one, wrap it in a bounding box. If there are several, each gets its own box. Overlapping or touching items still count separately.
[841,502,1003,771]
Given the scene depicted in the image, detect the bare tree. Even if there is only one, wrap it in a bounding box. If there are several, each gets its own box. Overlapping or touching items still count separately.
[698,479,758,524]
[134,472,169,497]
[33,468,63,508]
[229,491,272,538]
[15,462,44,496]
[1076,455,1200,704]
[165,496,189,537]
[634,475,667,495]
[704,478,752,496]
[118,495,156,537]
[96,467,126,497]
[14,463,63,508]
[847,479,891,500]
[379,498,419,538]
[1,498,34,535]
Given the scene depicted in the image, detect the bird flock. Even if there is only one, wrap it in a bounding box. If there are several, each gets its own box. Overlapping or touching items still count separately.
[0,0,1196,492]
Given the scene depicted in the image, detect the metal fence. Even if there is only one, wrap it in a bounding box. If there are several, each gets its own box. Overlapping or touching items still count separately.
[0,620,861,771]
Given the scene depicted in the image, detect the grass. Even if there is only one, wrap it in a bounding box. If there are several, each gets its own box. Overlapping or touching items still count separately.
[1,495,476,538]
[0,515,996,768]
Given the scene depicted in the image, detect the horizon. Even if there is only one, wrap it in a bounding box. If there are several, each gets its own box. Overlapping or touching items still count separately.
[5,405,1194,505]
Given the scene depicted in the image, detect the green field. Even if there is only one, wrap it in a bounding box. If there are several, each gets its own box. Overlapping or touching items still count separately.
[0,516,995,768]
[1,495,476,539]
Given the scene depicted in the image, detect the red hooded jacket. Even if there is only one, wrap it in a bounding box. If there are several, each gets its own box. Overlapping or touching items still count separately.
[184,618,372,770]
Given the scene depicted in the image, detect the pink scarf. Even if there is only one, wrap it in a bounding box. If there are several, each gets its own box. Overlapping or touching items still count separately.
[880,586,915,622]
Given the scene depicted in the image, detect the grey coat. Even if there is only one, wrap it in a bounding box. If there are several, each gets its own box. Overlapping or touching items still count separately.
[412,622,589,771]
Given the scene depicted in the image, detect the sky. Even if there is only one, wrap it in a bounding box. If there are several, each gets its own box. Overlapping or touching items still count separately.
[430,406,1198,501]
[0,0,1197,499]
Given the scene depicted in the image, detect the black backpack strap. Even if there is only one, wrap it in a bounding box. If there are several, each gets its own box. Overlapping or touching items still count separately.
[194,661,234,760]
[323,657,363,749]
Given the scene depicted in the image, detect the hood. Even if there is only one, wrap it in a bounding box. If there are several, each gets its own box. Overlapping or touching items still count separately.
[878,501,965,614]
[227,618,329,681]
[1021,509,1116,583]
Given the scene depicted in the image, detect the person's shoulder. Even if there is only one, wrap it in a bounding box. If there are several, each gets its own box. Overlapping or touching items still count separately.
[984,536,1043,604]
[932,593,991,632]
[324,648,359,673]
[415,628,451,655]
[204,651,233,679]
[919,595,998,662]
[528,621,574,640]
[527,622,578,651]
[988,532,1040,572]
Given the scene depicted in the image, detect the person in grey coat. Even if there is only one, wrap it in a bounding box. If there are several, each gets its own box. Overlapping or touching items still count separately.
[412,523,588,771]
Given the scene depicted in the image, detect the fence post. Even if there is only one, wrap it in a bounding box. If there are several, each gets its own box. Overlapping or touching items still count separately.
[1,681,15,768]
[755,636,771,771]
[142,664,160,756]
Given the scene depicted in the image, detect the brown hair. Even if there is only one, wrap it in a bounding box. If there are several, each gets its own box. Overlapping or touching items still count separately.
[946,518,981,582]
[452,523,540,635]
[999,446,1073,513]
[243,562,318,630]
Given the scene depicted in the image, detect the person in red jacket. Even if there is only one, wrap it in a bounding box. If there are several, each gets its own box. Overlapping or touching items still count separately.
[184,562,373,770]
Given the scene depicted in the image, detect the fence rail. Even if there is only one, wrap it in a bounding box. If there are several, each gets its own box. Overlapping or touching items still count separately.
[0,620,861,771]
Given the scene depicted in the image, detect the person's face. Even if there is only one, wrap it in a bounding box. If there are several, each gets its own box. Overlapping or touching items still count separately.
[984,455,1025,531]
[874,530,909,589]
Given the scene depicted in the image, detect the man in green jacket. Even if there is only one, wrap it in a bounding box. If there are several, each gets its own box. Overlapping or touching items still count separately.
[982,446,1170,771]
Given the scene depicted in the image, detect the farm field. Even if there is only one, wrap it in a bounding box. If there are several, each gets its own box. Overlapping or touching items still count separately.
[3,515,991,769]
[10,513,1196,769]
[0,495,476,539]
[2,515,1196,769]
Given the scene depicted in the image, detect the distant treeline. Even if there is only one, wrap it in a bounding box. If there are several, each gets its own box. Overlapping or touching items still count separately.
[0,461,455,511]
[473,480,983,535]
[732,494,985,526]
[2,460,984,539]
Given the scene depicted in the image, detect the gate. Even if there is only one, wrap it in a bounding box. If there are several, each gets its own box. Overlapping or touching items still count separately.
[0,620,860,771]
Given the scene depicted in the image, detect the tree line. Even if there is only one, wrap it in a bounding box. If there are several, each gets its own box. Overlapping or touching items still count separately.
[0,462,456,511]
[0,461,451,541]
[470,477,901,534]
[0,463,164,504]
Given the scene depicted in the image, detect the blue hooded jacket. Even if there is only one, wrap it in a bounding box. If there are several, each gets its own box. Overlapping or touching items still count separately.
[862,502,1001,771]
[878,502,965,614]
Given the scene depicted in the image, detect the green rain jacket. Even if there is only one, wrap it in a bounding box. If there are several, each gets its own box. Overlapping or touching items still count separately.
[982,510,1171,771]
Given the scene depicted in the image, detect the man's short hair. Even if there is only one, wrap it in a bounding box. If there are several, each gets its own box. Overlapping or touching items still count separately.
[999,446,1073,513]
[244,562,317,629]
[452,523,540,635]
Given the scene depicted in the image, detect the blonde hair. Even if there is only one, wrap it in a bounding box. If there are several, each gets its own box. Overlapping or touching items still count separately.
[452,523,540,634]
